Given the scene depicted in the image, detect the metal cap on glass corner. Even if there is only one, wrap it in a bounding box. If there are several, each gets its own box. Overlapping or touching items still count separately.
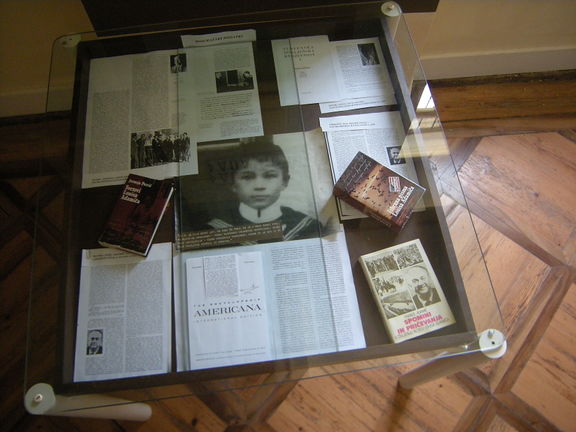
[381,2,402,17]
[24,383,57,415]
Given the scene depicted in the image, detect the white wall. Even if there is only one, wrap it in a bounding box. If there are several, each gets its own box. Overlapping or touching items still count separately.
[1,0,574,117]
[407,0,576,79]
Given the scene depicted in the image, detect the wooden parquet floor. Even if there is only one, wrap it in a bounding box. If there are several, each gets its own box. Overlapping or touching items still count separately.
[1,71,575,432]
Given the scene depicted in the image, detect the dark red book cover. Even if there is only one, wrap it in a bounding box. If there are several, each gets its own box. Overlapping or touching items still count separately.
[333,152,425,230]
[99,174,174,256]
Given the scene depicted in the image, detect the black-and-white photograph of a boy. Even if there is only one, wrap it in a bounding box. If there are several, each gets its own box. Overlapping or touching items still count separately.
[170,54,187,73]
[180,135,331,243]
[387,146,406,165]
[86,329,103,356]
[358,43,380,66]
[215,69,254,93]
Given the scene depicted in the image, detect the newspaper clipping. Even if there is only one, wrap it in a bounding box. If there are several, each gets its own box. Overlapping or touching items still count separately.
[73,243,172,382]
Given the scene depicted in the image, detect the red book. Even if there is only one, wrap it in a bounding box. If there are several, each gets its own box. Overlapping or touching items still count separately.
[99,174,174,256]
[333,152,425,230]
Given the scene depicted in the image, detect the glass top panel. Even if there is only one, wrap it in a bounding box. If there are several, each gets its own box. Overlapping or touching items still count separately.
[26,2,504,410]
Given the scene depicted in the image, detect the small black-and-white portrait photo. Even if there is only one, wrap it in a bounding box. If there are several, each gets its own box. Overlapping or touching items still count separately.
[170,54,187,73]
[215,69,254,93]
[405,265,441,308]
[387,146,406,165]
[86,329,103,356]
[358,43,380,66]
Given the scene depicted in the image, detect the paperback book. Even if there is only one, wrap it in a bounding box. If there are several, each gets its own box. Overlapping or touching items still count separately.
[333,151,425,230]
[359,239,455,343]
[99,174,174,256]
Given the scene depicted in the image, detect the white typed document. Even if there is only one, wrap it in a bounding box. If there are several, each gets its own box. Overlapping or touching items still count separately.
[185,252,272,369]
[271,36,340,106]
[73,243,172,382]
[178,42,264,147]
[331,37,395,103]
[82,50,197,188]
[174,232,365,371]
[321,112,423,219]
[272,36,395,108]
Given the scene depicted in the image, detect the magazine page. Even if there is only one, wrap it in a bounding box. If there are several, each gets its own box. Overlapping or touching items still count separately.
[331,37,396,103]
[177,232,365,371]
[271,36,395,109]
[177,42,263,151]
[320,112,424,219]
[271,36,340,106]
[185,251,272,369]
[82,50,195,188]
[73,243,172,382]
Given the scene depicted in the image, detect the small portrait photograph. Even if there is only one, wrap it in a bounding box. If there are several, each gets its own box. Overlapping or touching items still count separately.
[86,329,103,356]
[215,69,254,93]
[404,264,441,308]
[387,146,406,165]
[380,291,416,319]
[170,54,187,73]
[357,43,380,66]
[394,243,423,269]
[179,134,331,247]
[130,129,191,168]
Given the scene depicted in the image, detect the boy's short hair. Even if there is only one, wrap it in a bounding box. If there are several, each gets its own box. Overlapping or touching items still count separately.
[207,137,291,185]
[230,137,290,183]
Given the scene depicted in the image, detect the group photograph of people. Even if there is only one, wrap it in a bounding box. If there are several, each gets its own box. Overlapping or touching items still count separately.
[130,129,191,169]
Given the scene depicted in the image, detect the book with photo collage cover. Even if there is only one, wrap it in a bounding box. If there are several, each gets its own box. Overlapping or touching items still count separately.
[359,239,455,343]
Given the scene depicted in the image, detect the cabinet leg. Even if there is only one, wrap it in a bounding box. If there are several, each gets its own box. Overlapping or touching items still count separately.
[398,329,506,389]
[25,383,151,421]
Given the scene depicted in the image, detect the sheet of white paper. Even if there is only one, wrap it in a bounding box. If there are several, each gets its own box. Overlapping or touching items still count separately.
[81,50,197,188]
[185,251,271,369]
[178,42,264,146]
[272,36,340,106]
[331,37,396,102]
[181,29,257,47]
[73,243,172,382]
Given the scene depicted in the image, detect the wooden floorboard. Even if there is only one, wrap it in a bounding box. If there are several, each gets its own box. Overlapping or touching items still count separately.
[2,71,575,431]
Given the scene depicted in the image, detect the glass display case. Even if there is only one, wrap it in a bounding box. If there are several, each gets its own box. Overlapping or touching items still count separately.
[25,2,504,419]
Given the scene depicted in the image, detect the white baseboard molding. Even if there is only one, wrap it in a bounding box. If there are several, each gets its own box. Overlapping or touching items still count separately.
[421,46,576,80]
